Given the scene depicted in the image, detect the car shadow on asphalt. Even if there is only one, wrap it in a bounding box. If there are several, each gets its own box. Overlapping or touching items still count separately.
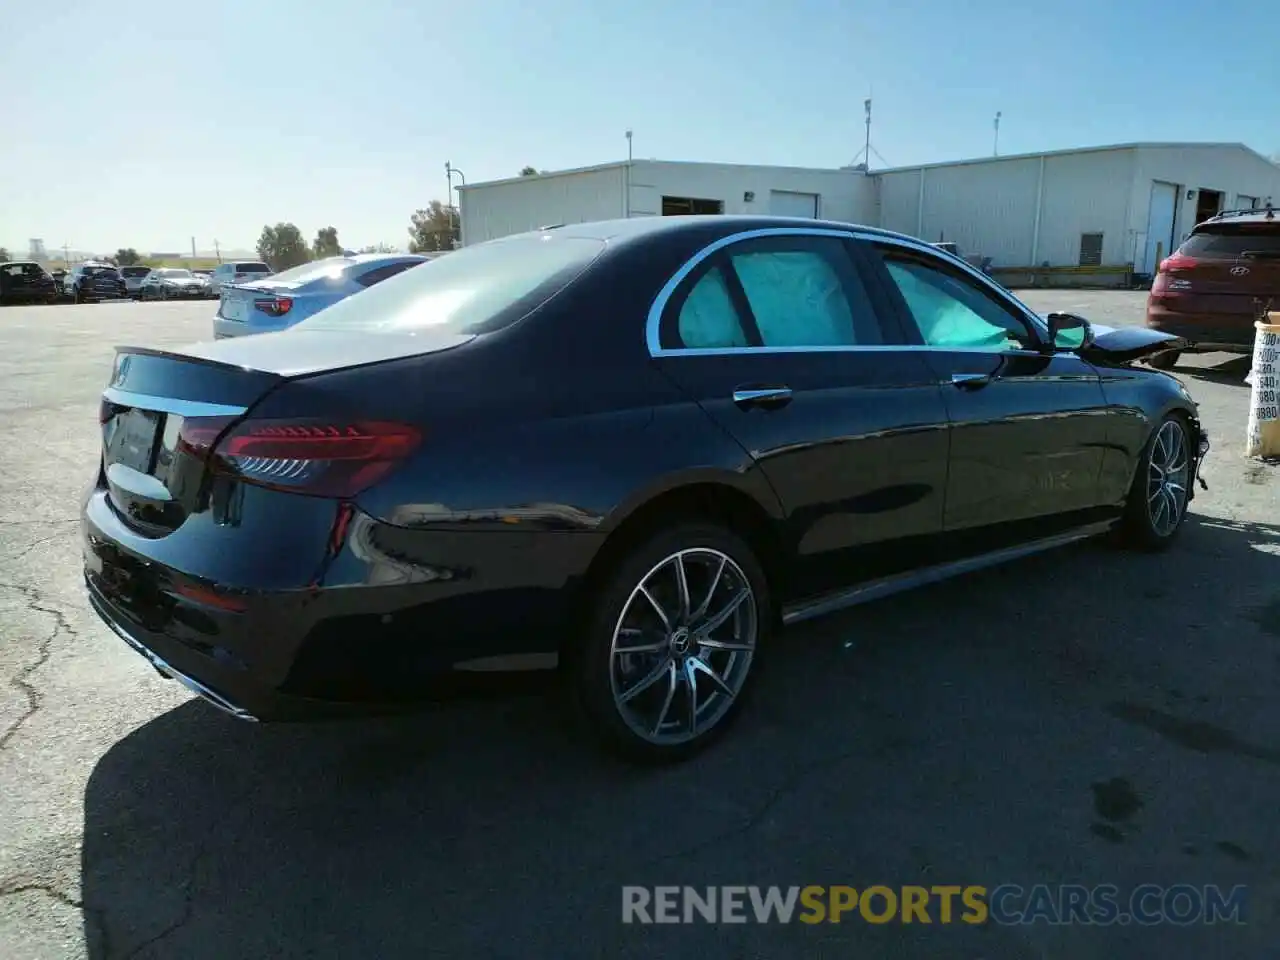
[80,514,1280,960]
[1177,354,1251,386]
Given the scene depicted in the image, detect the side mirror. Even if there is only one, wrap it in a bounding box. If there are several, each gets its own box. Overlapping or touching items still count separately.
[1046,312,1094,351]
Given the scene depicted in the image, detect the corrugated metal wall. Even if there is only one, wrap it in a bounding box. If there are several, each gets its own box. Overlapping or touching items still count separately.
[878,150,1134,268]
[460,166,626,245]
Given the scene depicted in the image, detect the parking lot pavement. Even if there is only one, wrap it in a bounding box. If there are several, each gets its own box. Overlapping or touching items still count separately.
[0,294,1277,959]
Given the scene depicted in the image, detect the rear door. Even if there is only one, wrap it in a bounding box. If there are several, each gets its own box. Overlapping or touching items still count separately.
[862,239,1110,542]
[650,229,951,599]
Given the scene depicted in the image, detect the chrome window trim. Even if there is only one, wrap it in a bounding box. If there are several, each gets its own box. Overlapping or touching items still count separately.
[102,387,247,418]
[645,225,1049,358]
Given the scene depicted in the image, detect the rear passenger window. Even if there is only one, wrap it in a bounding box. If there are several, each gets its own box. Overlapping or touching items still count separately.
[677,267,749,348]
[729,247,876,346]
[356,261,417,288]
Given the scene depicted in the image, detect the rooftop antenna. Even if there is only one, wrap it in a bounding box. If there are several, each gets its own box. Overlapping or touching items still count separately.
[849,96,887,170]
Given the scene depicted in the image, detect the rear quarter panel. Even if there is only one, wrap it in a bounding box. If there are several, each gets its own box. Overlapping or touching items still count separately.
[247,333,776,537]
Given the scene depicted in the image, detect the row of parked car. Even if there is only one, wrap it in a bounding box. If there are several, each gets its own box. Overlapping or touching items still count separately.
[0,259,278,305]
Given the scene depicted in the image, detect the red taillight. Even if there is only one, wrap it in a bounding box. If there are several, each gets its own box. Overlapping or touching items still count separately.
[178,416,420,498]
[1161,252,1198,272]
[254,296,293,317]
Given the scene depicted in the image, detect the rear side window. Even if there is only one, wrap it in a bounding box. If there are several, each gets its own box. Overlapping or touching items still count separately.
[293,235,605,335]
[1182,226,1280,258]
[731,247,875,346]
[664,235,883,350]
[677,268,749,348]
[355,260,419,288]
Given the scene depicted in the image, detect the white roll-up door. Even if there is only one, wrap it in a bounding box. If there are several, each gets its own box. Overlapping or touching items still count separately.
[769,190,819,218]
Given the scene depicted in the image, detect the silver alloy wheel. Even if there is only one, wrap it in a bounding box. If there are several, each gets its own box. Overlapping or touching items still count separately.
[609,547,758,746]
[1147,419,1189,537]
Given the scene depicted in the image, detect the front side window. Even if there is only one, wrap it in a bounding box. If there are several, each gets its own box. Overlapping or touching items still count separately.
[881,255,1034,351]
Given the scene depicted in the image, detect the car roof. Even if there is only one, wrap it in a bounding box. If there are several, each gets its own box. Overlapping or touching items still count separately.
[349,253,426,267]
[501,214,910,249]
[1,260,40,267]
[1198,206,1278,229]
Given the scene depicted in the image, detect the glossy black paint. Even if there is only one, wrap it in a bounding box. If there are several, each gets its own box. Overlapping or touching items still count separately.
[82,215,1206,722]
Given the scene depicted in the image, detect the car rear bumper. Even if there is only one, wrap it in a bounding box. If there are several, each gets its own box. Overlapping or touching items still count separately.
[82,489,603,721]
[1145,303,1259,351]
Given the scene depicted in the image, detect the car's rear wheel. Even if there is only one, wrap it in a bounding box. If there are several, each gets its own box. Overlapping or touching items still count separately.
[570,523,771,763]
[1119,413,1192,550]
[1146,350,1180,370]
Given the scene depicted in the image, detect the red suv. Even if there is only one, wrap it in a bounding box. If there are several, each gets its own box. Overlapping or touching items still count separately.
[1144,204,1278,368]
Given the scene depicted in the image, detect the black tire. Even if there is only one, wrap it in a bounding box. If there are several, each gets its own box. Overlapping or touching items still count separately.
[569,522,773,764]
[1118,413,1192,551]
[1146,350,1180,370]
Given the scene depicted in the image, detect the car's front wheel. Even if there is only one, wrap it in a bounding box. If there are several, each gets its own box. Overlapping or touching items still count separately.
[1119,413,1193,550]
[571,523,771,763]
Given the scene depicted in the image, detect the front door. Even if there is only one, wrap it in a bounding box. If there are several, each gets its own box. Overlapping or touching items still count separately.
[861,240,1111,548]
[651,230,951,599]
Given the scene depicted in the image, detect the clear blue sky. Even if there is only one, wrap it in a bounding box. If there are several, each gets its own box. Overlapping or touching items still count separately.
[2,0,1277,254]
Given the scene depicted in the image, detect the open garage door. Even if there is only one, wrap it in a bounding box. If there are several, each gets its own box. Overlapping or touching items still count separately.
[769,190,819,218]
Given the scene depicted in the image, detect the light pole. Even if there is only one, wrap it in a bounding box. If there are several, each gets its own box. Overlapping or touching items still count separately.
[444,161,467,249]
[625,129,633,217]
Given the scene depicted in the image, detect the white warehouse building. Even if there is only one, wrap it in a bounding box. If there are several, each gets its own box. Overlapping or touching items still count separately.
[458,142,1280,286]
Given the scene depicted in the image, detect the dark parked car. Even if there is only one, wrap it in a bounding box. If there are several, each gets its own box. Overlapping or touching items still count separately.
[1145,203,1279,368]
[0,260,58,305]
[67,262,126,303]
[82,216,1209,762]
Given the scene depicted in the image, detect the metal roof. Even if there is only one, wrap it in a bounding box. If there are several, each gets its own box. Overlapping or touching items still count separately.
[874,141,1274,174]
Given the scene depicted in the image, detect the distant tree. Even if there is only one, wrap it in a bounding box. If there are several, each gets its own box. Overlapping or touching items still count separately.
[115,248,141,266]
[408,201,459,253]
[257,222,311,270]
[0,247,10,262]
[359,242,399,254]
[519,166,538,176]
[313,226,342,258]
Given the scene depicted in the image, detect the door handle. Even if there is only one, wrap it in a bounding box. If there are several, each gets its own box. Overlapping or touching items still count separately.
[951,373,993,390]
[732,386,793,409]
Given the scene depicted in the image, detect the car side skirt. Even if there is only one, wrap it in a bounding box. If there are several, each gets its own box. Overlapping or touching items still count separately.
[781,518,1116,626]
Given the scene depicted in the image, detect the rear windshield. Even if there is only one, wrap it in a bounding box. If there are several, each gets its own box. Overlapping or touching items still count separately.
[155,268,192,278]
[1182,225,1280,258]
[84,266,118,277]
[293,234,606,335]
[236,262,270,273]
[120,266,150,277]
[267,258,356,283]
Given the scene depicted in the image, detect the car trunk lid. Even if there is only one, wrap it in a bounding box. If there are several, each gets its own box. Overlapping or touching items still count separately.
[99,331,474,533]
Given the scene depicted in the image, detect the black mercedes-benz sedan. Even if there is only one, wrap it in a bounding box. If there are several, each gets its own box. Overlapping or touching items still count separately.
[83,216,1209,762]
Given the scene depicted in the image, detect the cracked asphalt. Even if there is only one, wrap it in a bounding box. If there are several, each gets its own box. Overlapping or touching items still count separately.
[1,293,1278,959]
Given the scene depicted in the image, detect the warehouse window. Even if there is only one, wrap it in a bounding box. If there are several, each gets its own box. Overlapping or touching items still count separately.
[1078,233,1104,267]
[662,196,724,216]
